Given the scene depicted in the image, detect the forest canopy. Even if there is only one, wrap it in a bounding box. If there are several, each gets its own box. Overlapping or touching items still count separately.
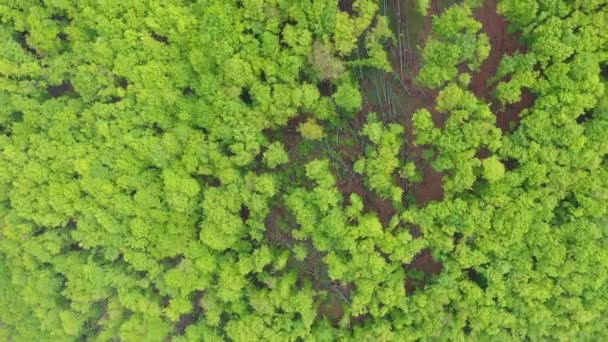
[1,0,607,341]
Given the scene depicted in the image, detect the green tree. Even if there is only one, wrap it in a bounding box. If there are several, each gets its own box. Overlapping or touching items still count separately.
[417,0,430,16]
[263,141,289,168]
[482,156,505,183]
[298,118,325,140]
[333,79,362,114]
[354,113,405,205]
[310,41,345,81]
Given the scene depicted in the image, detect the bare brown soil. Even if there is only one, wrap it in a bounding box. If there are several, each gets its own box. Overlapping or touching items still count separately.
[47,81,75,98]
[470,0,522,98]
[475,147,491,159]
[496,90,535,132]
[318,300,345,322]
[338,0,355,14]
[363,0,447,297]
[281,116,306,153]
[173,291,204,337]
[404,248,443,294]
[337,176,396,226]
[389,0,445,207]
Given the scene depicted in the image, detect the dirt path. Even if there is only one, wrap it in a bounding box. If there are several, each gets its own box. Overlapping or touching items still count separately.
[470,0,521,98]
[470,0,534,132]
[337,176,396,226]
[387,0,445,207]
[375,0,447,294]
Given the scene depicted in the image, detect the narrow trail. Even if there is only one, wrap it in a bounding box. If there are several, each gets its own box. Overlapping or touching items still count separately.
[470,0,522,98]
[337,176,396,226]
[390,0,445,207]
[470,0,534,132]
[385,0,447,291]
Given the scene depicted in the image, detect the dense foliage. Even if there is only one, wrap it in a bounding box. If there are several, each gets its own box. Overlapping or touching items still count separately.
[408,0,608,339]
[0,0,607,340]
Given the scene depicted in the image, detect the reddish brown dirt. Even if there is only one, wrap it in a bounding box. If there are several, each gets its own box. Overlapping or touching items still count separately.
[318,300,345,323]
[475,147,491,159]
[395,0,441,77]
[173,291,204,336]
[337,176,396,226]
[399,87,444,208]
[317,281,354,324]
[338,0,355,14]
[406,249,443,274]
[409,161,444,206]
[470,0,534,132]
[302,253,354,325]
[281,115,306,153]
[470,0,523,98]
[47,81,75,98]
[403,249,443,294]
[496,90,535,132]
[425,0,441,29]
[389,0,445,207]
[386,0,448,293]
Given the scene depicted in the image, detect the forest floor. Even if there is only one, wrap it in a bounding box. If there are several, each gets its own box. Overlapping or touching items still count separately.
[272,0,534,324]
[345,0,446,214]
[351,0,534,304]
[356,0,533,212]
[299,0,448,323]
[470,0,533,133]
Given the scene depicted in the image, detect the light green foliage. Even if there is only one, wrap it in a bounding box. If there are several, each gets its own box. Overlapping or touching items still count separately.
[416,0,430,16]
[402,1,608,340]
[357,15,394,71]
[263,142,289,168]
[481,156,505,183]
[414,83,502,192]
[412,108,440,145]
[310,41,345,81]
[354,113,405,205]
[0,0,386,340]
[333,79,362,114]
[401,161,423,184]
[333,0,379,56]
[298,118,325,140]
[334,12,360,56]
[418,4,490,88]
[493,53,538,104]
[1,0,608,340]
[497,0,540,31]
[286,159,422,318]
